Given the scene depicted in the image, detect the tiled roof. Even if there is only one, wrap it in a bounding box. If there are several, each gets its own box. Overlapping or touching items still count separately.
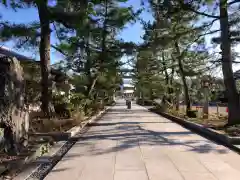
[0,53,5,57]
[0,46,36,62]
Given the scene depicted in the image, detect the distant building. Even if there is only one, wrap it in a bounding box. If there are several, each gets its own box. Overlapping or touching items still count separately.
[122,83,134,97]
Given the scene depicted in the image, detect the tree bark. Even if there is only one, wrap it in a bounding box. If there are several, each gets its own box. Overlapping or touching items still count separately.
[219,1,240,125]
[87,75,98,97]
[175,42,191,113]
[162,51,173,103]
[176,91,180,111]
[161,51,169,86]
[169,66,175,103]
[170,66,175,93]
[84,25,95,98]
[85,0,108,99]
[37,0,52,116]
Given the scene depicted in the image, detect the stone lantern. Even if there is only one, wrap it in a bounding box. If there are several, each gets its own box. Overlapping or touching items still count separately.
[201,76,211,119]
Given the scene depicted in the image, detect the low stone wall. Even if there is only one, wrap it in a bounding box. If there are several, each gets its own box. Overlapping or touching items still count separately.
[149,108,240,153]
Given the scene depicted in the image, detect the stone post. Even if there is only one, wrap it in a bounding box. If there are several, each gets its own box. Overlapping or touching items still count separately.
[175,83,181,111]
[201,76,210,119]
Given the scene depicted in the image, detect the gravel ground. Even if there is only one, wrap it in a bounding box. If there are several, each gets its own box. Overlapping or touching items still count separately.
[25,125,90,180]
[25,140,75,180]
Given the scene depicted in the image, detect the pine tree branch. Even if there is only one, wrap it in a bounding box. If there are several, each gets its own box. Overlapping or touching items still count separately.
[228,0,240,6]
[178,1,220,19]
[51,44,68,56]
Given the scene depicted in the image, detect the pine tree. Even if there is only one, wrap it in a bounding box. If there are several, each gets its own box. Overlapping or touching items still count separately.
[169,0,240,124]
[136,0,209,114]
[52,0,140,102]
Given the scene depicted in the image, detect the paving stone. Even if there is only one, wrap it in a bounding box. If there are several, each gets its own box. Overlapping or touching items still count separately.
[114,170,148,180]
[115,153,145,170]
[44,100,240,180]
[181,172,217,180]
[168,152,209,173]
[144,158,184,180]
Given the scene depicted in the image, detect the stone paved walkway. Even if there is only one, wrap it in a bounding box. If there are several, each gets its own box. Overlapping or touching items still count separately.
[45,100,240,180]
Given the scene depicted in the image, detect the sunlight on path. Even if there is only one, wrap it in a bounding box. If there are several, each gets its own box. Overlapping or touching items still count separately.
[45,100,240,180]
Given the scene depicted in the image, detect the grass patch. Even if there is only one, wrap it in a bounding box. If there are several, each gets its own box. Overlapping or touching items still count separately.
[152,106,234,136]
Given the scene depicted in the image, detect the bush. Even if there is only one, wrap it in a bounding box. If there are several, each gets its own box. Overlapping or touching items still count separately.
[144,100,154,106]
[54,103,71,118]
[136,98,143,105]
[71,108,85,124]
[167,108,185,118]
[136,99,153,106]
[187,110,197,118]
[89,101,104,114]
[225,125,240,136]
[105,100,115,106]
[52,93,71,118]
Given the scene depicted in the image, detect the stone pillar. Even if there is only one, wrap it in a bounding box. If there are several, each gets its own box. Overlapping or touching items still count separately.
[201,77,210,119]
[0,57,29,154]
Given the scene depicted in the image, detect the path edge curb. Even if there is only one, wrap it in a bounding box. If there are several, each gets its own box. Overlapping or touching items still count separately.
[148,108,240,153]
[14,105,113,180]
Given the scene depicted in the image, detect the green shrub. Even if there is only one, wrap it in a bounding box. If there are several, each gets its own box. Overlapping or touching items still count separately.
[54,103,71,118]
[136,99,153,106]
[71,108,85,124]
[187,110,197,118]
[105,100,115,106]
[167,108,185,118]
[136,98,143,105]
[89,100,104,114]
[52,93,71,118]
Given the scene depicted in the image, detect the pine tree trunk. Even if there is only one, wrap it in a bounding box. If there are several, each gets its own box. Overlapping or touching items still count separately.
[37,0,52,116]
[87,76,98,97]
[170,67,175,93]
[175,42,191,113]
[85,29,95,98]
[161,52,169,87]
[176,91,180,111]
[219,1,240,125]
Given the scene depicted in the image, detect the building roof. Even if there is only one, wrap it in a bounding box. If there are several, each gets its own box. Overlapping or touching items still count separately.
[0,46,37,62]
[0,46,69,81]
[123,83,134,88]
[124,89,134,93]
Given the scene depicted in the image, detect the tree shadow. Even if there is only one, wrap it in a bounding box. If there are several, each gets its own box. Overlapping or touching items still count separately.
[88,121,174,127]
[108,108,149,114]
[70,122,229,157]
[39,103,232,177]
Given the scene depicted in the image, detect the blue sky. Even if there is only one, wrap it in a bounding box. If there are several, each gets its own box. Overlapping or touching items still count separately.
[0,0,153,64]
[0,1,239,75]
